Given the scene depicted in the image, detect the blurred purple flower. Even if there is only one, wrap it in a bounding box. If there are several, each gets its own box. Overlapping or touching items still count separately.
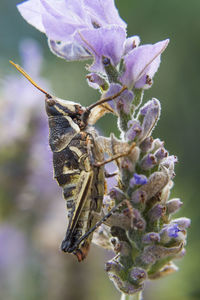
[0,39,50,147]
[0,224,27,271]
[25,117,60,199]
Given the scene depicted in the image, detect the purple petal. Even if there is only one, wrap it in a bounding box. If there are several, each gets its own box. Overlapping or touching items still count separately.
[86,73,108,89]
[83,0,127,29]
[130,173,147,188]
[167,224,181,238]
[17,0,45,32]
[123,36,140,56]
[171,218,191,229]
[154,147,168,161]
[49,40,92,61]
[120,39,169,89]
[0,225,27,270]
[40,0,90,41]
[76,26,126,72]
[116,89,134,114]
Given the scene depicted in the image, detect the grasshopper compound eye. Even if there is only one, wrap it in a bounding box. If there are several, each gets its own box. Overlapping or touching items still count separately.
[46,98,56,106]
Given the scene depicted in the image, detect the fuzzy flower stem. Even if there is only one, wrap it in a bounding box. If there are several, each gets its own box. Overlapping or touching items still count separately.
[121,292,143,300]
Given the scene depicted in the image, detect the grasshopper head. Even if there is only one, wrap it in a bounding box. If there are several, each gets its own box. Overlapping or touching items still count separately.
[45,96,86,128]
[46,96,87,151]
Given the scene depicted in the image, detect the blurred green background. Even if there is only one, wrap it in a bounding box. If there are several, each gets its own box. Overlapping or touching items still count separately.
[0,0,199,300]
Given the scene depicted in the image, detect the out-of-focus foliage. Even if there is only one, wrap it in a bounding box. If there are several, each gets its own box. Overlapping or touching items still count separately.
[0,0,199,300]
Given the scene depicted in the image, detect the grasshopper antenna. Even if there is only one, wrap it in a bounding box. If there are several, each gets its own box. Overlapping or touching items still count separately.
[9,60,52,99]
[87,85,127,111]
[82,85,127,125]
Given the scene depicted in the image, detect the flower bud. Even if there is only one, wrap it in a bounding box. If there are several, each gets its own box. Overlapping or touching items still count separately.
[142,232,160,244]
[148,204,166,223]
[140,136,154,153]
[116,89,134,115]
[159,223,187,245]
[171,218,191,229]
[166,198,183,215]
[125,120,142,141]
[139,243,183,265]
[152,138,164,152]
[131,190,147,204]
[106,259,143,295]
[161,155,178,178]
[105,259,123,274]
[160,180,174,203]
[131,169,169,204]
[103,83,134,115]
[140,153,157,170]
[155,147,168,162]
[132,209,146,231]
[123,36,140,55]
[139,98,161,141]
[109,187,126,202]
[130,267,147,284]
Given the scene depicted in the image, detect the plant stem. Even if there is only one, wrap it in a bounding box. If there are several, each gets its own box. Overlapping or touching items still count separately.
[120,292,142,300]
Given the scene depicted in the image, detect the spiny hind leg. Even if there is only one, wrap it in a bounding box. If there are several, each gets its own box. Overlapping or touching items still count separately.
[94,142,136,167]
[92,134,136,167]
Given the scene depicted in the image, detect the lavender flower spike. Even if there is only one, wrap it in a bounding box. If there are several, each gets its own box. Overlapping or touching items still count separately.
[15,1,190,299]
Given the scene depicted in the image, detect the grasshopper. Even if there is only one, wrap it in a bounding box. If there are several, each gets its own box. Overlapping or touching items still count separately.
[10,61,134,261]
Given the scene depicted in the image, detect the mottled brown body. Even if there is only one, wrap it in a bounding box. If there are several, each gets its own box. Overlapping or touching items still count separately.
[46,97,105,261]
[10,61,133,262]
